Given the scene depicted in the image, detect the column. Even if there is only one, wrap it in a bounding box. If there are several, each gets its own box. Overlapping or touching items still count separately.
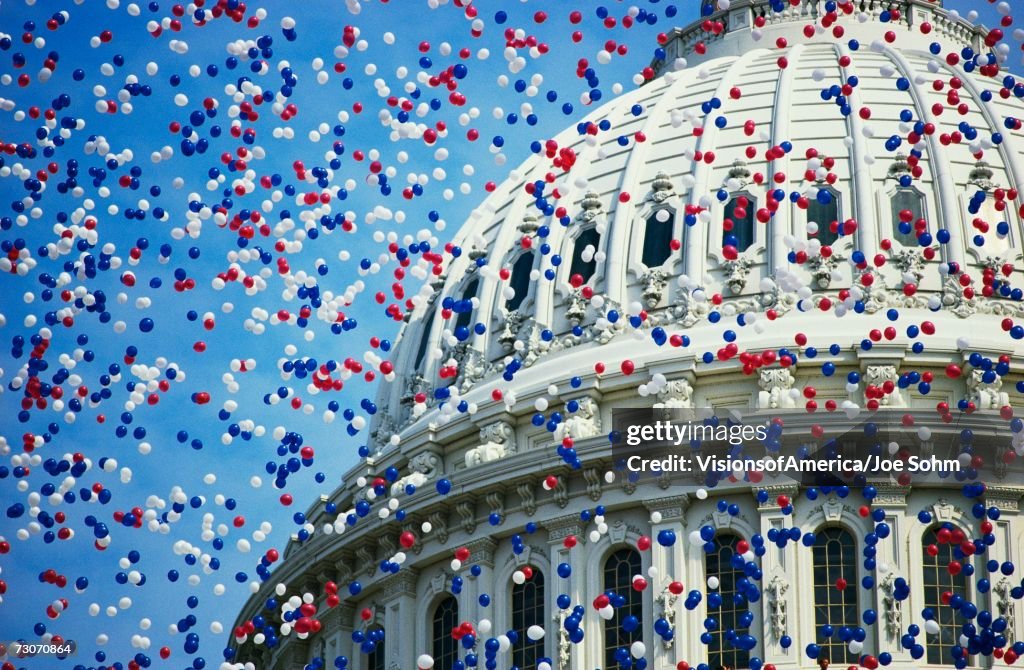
[464,537,499,646]
[985,486,1024,666]
[754,484,798,670]
[870,483,909,664]
[546,514,586,670]
[643,495,690,670]
[381,569,421,670]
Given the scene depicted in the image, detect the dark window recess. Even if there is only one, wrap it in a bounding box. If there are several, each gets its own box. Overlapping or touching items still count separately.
[642,213,674,268]
[414,310,436,370]
[454,278,479,332]
[506,252,535,311]
[891,188,925,247]
[569,227,601,283]
[723,196,755,252]
[807,189,841,247]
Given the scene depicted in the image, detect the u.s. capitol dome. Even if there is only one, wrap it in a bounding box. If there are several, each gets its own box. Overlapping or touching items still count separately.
[229,2,1024,670]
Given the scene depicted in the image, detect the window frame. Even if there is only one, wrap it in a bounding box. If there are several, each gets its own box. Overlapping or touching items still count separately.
[639,208,676,270]
[705,531,752,670]
[888,185,928,249]
[921,524,971,666]
[811,525,860,666]
[365,623,386,670]
[805,185,844,249]
[431,595,460,670]
[511,569,546,670]
[504,249,538,313]
[722,192,757,254]
[602,547,644,670]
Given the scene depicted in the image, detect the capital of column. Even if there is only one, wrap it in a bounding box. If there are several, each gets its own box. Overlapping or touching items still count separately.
[985,485,1024,513]
[463,537,499,568]
[752,484,799,510]
[545,513,585,544]
[642,494,690,523]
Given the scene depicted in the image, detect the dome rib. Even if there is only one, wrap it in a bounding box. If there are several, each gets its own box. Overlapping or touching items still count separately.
[767,43,807,272]
[685,49,772,279]
[882,45,966,267]
[604,75,693,304]
[944,59,1024,222]
[837,41,880,255]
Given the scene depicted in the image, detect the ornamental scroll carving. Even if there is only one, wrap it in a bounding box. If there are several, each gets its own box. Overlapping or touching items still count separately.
[879,571,903,640]
[766,574,789,640]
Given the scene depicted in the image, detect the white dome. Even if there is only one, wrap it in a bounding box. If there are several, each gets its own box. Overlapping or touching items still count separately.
[374,0,1024,437]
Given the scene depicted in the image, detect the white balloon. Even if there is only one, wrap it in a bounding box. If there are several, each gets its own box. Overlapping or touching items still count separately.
[527,625,545,641]
[630,641,646,658]
[924,620,940,635]
[512,571,526,585]
[707,576,720,590]
[689,530,704,546]
[418,655,435,669]
[599,605,615,620]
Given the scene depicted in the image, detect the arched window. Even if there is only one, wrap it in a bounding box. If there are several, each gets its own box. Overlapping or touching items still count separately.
[724,195,755,252]
[432,596,460,670]
[891,188,925,247]
[512,569,546,670]
[366,624,385,670]
[603,548,643,669]
[705,533,750,670]
[813,527,858,665]
[505,252,535,312]
[807,187,841,247]
[641,211,674,268]
[922,526,968,665]
[414,310,436,370]
[569,227,601,284]
[453,278,479,333]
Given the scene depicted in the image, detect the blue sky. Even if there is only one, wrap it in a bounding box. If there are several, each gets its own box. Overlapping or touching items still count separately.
[0,0,1008,668]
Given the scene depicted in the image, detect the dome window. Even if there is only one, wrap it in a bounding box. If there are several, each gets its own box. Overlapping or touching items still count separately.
[641,210,674,268]
[413,309,436,371]
[812,527,859,665]
[807,187,842,247]
[569,227,601,284]
[453,277,479,333]
[723,194,755,253]
[505,251,535,311]
[890,187,926,247]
